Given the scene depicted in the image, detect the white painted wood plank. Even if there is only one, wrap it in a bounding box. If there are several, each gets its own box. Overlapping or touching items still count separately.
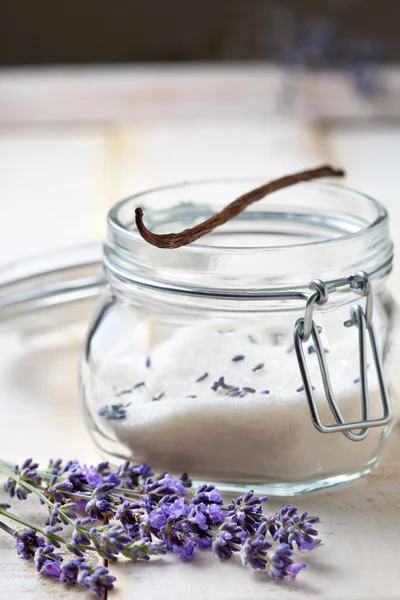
[0,127,107,267]
[104,119,323,204]
[1,66,400,124]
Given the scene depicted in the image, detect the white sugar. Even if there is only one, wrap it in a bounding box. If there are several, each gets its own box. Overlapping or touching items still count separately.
[88,321,385,483]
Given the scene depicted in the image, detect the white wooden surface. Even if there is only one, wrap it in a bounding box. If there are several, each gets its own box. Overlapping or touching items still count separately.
[0,66,399,599]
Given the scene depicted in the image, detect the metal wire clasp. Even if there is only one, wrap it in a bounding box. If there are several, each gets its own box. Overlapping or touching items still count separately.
[294,271,392,441]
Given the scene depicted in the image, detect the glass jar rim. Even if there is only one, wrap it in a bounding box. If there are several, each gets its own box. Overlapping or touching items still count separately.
[105,178,393,295]
[109,178,388,253]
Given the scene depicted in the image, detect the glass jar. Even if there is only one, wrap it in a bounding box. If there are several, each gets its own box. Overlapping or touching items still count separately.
[80,179,398,495]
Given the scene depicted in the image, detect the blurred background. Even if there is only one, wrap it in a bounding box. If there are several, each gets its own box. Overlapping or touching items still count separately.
[1,0,399,286]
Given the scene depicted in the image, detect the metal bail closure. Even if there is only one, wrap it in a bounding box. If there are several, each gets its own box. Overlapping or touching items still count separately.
[294,272,392,442]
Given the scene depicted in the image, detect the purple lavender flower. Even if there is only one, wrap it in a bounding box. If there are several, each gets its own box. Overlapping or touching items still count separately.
[145,473,187,501]
[180,472,192,488]
[2,460,322,591]
[46,478,74,503]
[67,525,92,556]
[15,528,45,559]
[267,505,320,550]
[288,561,307,581]
[145,496,195,560]
[187,485,225,547]
[77,564,116,597]
[47,501,77,526]
[47,459,63,476]
[42,561,62,578]
[227,490,268,536]
[242,531,272,570]
[85,482,117,520]
[117,461,153,489]
[115,501,143,538]
[43,525,64,548]
[212,522,245,560]
[266,543,306,580]
[147,496,189,533]
[61,461,88,489]
[34,544,63,573]
[163,518,194,559]
[188,502,224,548]
[90,524,132,561]
[192,484,223,506]
[60,557,85,584]
[5,459,41,500]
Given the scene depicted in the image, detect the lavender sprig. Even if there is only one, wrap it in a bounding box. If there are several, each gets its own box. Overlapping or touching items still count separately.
[0,458,322,595]
[266,504,320,550]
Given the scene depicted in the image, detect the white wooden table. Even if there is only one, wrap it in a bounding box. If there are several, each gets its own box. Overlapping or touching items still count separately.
[0,66,399,599]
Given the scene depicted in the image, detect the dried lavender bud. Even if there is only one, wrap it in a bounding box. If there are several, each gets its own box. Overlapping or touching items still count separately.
[242,387,256,394]
[187,395,197,399]
[252,363,264,372]
[308,345,316,355]
[232,355,245,362]
[271,333,284,346]
[134,381,145,388]
[145,357,151,368]
[262,390,270,395]
[5,459,41,500]
[296,385,315,393]
[211,377,237,392]
[152,392,165,402]
[353,376,360,384]
[227,388,241,397]
[98,403,130,420]
[196,372,208,382]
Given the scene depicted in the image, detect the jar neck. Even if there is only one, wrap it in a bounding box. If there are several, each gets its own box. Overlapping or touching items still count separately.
[104,180,393,300]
